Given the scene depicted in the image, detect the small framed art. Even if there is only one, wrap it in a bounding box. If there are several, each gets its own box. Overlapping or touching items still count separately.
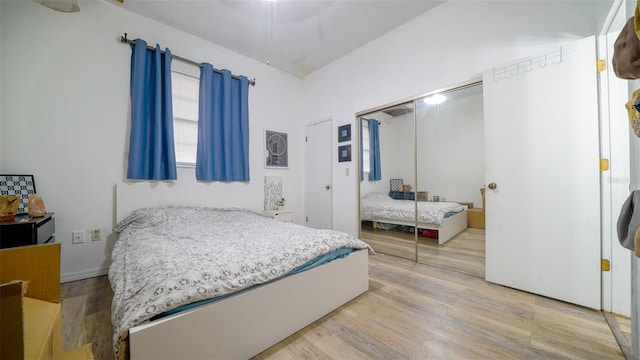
[0,174,36,214]
[338,124,351,142]
[265,130,289,168]
[338,145,351,162]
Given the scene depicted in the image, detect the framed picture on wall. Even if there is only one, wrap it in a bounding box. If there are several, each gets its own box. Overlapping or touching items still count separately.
[0,174,36,214]
[338,145,351,162]
[338,124,351,142]
[265,130,289,168]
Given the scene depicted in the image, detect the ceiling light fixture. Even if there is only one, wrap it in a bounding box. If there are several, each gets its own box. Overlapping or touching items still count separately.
[423,94,447,105]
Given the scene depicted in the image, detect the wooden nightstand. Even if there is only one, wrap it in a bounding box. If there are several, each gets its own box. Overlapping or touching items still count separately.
[468,208,485,229]
[467,188,486,229]
[0,213,55,249]
[262,210,293,222]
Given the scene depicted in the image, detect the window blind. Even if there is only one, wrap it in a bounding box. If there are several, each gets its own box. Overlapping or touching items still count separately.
[171,71,199,164]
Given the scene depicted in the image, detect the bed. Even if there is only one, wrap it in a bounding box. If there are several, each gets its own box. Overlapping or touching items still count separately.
[360,192,468,244]
[110,183,373,359]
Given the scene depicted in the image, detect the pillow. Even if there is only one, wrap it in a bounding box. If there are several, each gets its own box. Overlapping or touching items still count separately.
[613,16,640,80]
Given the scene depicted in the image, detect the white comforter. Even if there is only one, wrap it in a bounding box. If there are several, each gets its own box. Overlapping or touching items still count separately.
[360,192,465,225]
[109,206,372,357]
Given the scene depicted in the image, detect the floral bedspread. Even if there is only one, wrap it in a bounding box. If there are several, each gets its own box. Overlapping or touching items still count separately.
[109,206,373,357]
[360,192,465,225]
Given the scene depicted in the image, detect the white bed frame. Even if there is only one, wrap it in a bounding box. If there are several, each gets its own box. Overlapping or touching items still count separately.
[115,183,369,359]
[368,208,468,245]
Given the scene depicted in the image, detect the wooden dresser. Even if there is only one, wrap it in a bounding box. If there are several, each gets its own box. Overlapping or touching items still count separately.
[467,188,486,229]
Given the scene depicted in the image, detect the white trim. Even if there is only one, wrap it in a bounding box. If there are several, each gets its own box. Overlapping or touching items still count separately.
[303,117,334,229]
[598,24,632,316]
[598,32,613,312]
[60,266,109,283]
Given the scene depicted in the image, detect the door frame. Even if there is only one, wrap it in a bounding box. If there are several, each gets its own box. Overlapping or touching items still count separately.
[303,117,334,229]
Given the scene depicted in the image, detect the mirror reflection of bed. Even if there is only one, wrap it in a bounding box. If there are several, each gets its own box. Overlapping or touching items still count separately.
[358,82,486,277]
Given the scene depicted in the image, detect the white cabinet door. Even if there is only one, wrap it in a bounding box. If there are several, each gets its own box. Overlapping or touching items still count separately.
[483,36,601,309]
[305,119,333,229]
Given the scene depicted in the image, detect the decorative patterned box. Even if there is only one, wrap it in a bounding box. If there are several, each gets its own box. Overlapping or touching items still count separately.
[416,191,428,201]
[390,179,403,192]
[0,175,36,214]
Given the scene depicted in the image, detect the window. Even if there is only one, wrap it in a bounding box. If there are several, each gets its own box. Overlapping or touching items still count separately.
[171,71,199,165]
[362,120,370,173]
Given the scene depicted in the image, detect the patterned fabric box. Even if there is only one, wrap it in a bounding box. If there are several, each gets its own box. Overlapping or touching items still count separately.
[390,179,403,192]
[0,175,36,214]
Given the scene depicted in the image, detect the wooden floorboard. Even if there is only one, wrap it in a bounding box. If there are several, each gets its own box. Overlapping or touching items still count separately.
[360,227,486,278]
[61,250,630,360]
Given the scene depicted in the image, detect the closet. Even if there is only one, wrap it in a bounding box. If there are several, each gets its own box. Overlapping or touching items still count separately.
[358,81,486,275]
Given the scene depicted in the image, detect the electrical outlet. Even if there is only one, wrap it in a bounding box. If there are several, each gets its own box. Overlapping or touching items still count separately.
[72,231,84,244]
[91,228,101,241]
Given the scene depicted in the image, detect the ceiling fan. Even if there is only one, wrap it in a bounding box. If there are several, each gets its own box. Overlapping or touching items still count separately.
[33,0,124,13]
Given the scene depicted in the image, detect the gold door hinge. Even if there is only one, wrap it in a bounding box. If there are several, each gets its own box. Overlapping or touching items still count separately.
[601,258,610,272]
[600,158,609,171]
[597,59,606,73]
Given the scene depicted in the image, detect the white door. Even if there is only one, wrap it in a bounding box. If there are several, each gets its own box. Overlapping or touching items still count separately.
[305,119,333,229]
[483,36,601,309]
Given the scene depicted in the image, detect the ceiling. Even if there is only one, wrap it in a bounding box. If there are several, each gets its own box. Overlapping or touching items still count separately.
[110,0,614,79]
[112,0,444,78]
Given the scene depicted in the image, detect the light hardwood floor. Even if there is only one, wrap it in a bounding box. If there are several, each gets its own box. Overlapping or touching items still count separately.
[62,252,628,360]
[360,227,486,278]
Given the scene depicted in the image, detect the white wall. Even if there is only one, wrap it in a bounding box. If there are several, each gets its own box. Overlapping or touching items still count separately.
[360,112,414,197]
[360,91,484,207]
[0,0,304,281]
[0,0,612,284]
[360,116,389,196]
[388,114,415,189]
[302,1,594,236]
[416,90,485,207]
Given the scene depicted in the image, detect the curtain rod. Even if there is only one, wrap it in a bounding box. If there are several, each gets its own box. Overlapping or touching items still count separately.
[361,117,381,124]
[120,33,256,86]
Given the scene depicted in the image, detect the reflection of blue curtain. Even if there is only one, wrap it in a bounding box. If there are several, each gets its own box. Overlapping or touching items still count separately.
[127,39,177,180]
[369,120,382,181]
[360,118,365,181]
[196,63,250,181]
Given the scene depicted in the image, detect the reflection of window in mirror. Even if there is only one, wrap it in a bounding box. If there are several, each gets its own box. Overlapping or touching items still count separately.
[362,120,370,175]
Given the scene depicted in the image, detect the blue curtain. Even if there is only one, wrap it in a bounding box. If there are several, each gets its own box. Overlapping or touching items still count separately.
[369,120,382,181]
[196,63,250,181]
[127,39,177,180]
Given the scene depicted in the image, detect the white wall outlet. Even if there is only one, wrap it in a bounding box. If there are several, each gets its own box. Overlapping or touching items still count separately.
[72,231,84,244]
[91,228,101,241]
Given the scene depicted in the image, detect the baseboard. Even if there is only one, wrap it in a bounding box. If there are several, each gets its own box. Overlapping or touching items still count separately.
[60,267,109,283]
[603,311,631,360]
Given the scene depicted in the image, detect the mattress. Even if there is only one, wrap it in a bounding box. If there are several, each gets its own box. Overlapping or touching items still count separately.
[151,247,356,320]
[108,206,373,357]
[360,192,465,225]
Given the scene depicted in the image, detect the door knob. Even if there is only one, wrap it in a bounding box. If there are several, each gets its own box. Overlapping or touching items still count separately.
[488,182,497,190]
[325,185,331,190]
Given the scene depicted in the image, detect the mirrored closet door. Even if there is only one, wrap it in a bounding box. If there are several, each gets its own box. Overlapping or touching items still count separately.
[359,101,416,261]
[415,83,485,276]
[358,81,486,276]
